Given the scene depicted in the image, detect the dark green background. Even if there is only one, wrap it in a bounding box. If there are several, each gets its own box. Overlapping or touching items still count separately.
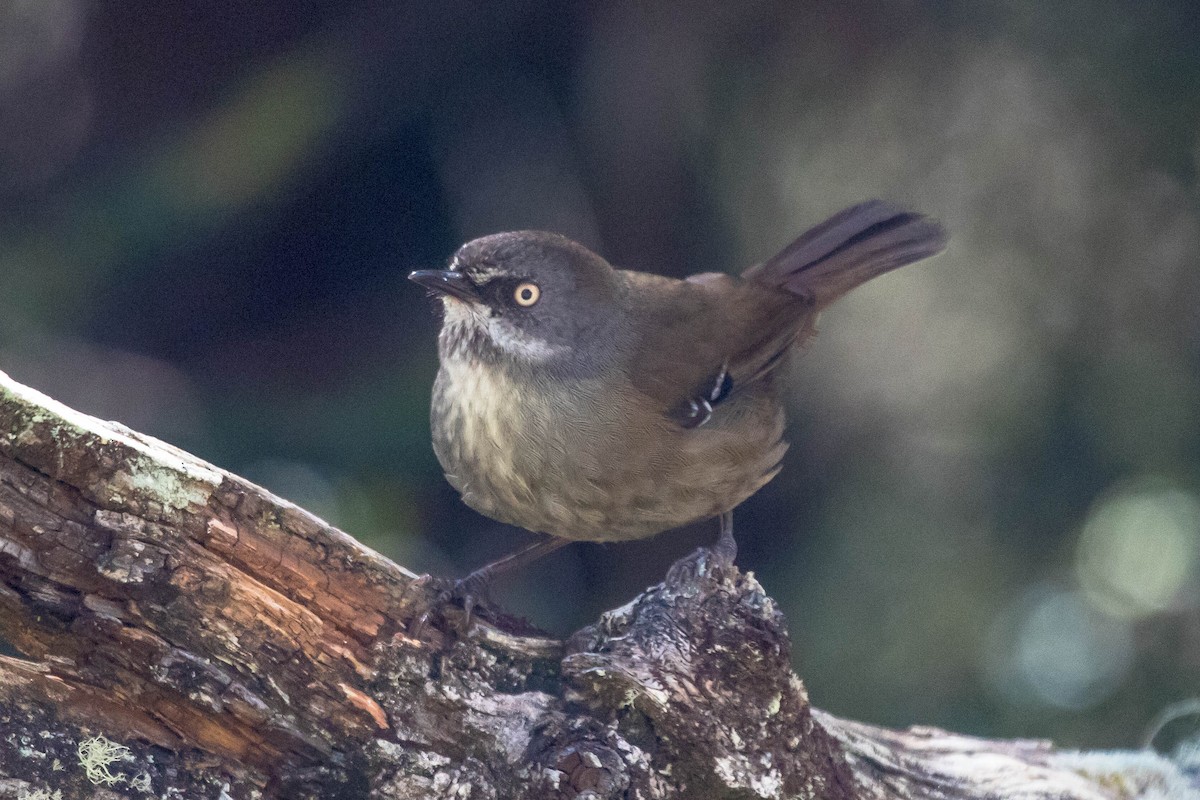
[2,0,1198,752]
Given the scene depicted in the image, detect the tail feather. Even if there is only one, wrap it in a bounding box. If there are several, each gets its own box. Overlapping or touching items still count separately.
[744,200,948,308]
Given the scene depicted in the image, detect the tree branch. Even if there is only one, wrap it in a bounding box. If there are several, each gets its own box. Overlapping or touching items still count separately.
[0,370,1194,799]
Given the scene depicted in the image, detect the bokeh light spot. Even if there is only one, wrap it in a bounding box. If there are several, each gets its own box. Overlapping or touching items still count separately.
[985,585,1134,711]
[1076,480,1200,619]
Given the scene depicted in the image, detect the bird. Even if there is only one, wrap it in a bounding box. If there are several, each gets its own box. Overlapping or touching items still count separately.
[410,200,948,601]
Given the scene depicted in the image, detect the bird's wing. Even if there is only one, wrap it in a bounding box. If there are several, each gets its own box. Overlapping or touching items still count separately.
[625,202,947,428]
[623,272,807,428]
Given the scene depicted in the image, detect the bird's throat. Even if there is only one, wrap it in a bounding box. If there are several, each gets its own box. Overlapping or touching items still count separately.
[438,301,568,365]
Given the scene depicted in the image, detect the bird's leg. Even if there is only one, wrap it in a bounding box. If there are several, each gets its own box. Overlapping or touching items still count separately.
[713,510,737,566]
[410,536,570,636]
[456,536,571,598]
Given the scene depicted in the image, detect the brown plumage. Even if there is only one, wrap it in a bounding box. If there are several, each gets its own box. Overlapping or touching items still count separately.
[411,200,948,579]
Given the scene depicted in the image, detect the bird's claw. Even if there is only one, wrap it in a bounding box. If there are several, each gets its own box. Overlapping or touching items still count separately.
[405,573,492,640]
[707,541,737,572]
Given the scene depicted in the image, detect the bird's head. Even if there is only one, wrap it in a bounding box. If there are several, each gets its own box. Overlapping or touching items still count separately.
[410,231,623,373]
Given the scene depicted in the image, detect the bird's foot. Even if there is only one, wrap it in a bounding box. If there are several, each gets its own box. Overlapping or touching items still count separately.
[402,538,570,642]
[405,572,493,640]
[664,512,741,586]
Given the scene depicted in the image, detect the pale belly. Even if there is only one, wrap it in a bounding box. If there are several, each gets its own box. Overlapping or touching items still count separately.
[431,358,787,542]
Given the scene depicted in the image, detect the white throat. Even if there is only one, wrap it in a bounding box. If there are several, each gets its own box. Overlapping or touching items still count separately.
[440,298,568,363]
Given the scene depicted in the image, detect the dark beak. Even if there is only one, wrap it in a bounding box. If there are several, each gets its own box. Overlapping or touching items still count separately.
[408,269,480,304]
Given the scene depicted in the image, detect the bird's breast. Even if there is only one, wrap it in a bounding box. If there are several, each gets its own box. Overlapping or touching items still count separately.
[431,355,609,533]
[430,355,787,542]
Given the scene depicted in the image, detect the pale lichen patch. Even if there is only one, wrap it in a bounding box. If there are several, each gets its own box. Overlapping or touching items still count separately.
[16,786,64,800]
[1051,750,1200,800]
[76,734,133,787]
[1,370,221,512]
[714,752,784,799]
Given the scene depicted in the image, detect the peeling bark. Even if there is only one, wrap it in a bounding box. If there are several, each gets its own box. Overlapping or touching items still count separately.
[0,369,1195,800]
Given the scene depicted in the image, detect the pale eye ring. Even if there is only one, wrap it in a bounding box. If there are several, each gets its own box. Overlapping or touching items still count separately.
[513,282,540,307]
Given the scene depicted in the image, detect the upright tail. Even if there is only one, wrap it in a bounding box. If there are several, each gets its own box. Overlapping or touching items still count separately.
[743,200,948,308]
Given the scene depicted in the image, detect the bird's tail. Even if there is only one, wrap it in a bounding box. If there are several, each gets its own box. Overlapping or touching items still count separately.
[743,200,948,308]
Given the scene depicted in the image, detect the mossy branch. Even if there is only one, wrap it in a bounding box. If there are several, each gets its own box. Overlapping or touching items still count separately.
[0,370,1194,799]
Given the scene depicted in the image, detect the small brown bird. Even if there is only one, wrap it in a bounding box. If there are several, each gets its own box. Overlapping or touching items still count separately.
[411,201,947,595]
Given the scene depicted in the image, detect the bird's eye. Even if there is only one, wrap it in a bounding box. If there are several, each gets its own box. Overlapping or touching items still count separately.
[513,282,540,307]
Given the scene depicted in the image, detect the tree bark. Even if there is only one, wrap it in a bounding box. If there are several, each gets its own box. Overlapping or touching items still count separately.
[0,369,1194,799]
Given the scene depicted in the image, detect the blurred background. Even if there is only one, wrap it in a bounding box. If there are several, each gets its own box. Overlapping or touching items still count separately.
[1,0,1198,753]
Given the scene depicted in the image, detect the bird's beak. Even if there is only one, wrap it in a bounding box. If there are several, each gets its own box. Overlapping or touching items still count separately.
[408,269,480,304]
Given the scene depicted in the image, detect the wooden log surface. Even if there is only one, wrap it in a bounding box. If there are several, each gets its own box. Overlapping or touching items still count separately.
[0,368,1196,799]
